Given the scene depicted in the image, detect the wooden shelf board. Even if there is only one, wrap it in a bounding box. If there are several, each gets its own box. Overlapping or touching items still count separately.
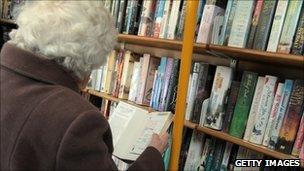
[0,18,17,27]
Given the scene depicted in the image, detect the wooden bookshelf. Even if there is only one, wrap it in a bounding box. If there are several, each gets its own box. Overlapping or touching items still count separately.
[184,120,304,168]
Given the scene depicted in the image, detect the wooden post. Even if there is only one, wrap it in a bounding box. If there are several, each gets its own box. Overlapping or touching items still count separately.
[169,1,198,170]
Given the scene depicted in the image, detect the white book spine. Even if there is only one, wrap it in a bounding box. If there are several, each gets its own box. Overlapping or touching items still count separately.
[262,83,284,146]
[204,66,233,130]
[128,62,140,102]
[166,0,181,39]
[184,131,204,171]
[266,0,289,52]
[185,64,199,120]
[159,0,171,39]
[199,98,209,127]
[118,51,134,99]
[243,76,265,141]
[95,67,103,91]
[249,75,278,144]
[101,65,107,92]
[185,74,193,120]
[138,0,153,36]
[228,1,255,48]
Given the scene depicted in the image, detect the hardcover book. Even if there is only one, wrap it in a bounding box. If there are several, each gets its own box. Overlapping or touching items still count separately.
[292,111,304,156]
[249,75,278,144]
[291,6,304,55]
[229,71,258,138]
[109,102,173,161]
[204,66,233,130]
[277,0,303,54]
[268,79,294,149]
[252,0,277,50]
[266,0,289,52]
[276,80,304,154]
[228,1,255,48]
[262,83,284,146]
[243,76,265,141]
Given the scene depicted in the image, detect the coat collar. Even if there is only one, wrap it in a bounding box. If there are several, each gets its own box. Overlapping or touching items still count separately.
[1,43,80,92]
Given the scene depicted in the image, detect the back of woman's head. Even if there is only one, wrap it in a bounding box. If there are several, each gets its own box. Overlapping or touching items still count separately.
[9,1,118,79]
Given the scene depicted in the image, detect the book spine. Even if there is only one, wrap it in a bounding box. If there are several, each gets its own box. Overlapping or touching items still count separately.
[204,66,233,130]
[117,0,127,33]
[95,68,102,91]
[198,138,211,171]
[153,57,167,109]
[113,0,120,28]
[166,0,181,39]
[228,71,258,138]
[175,0,188,40]
[222,81,241,133]
[143,57,160,105]
[138,0,152,36]
[266,0,289,52]
[128,62,140,102]
[150,69,158,107]
[291,6,304,55]
[183,131,204,171]
[228,1,255,48]
[212,140,226,171]
[250,75,278,144]
[218,0,233,45]
[101,65,108,92]
[300,143,304,160]
[164,59,180,111]
[276,80,304,154]
[246,0,264,49]
[243,77,265,141]
[220,142,233,171]
[252,0,277,50]
[191,64,216,124]
[136,54,151,104]
[262,82,284,146]
[292,112,304,156]
[123,0,133,34]
[153,0,166,38]
[268,79,294,149]
[222,0,238,46]
[195,0,206,40]
[118,51,134,99]
[158,58,173,111]
[135,58,144,102]
[204,138,216,171]
[159,0,171,39]
[277,0,303,54]
[114,50,125,97]
[151,66,161,109]
[105,51,117,94]
[199,98,209,127]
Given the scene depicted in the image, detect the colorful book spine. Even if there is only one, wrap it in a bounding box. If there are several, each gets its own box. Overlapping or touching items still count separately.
[222,0,238,46]
[143,57,160,105]
[291,7,304,55]
[159,0,171,39]
[128,61,141,102]
[229,71,258,138]
[292,111,304,156]
[222,81,241,133]
[185,63,200,120]
[246,0,264,49]
[164,58,180,111]
[118,51,134,99]
[277,0,303,54]
[276,80,304,154]
[262,82,284,146]
[204,66,233,130]
[268,79,294,149]
[228,1,255,48]
[266,0,289,52]
[166,0,181,39]
[158,58,173,111]
[112,50,125,97]
[243,77,265,141]
[138,0,155,36]
[252,0,277,50]
[152,57,167,109]
[250,75,278,144]
[191,64,216,124]
[153,0,166,38]
[175,0,188,40]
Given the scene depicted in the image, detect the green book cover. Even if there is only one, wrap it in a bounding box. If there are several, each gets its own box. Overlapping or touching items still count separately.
[229,71,258,138]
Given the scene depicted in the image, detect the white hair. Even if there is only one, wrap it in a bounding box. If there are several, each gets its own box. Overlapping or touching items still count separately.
[9,1,118,79]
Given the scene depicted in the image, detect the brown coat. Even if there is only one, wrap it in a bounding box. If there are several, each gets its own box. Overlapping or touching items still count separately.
[0,43,164,171]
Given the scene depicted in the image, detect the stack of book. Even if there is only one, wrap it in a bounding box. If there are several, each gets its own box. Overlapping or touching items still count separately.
[88,49,180,113]
[185,62,304,157]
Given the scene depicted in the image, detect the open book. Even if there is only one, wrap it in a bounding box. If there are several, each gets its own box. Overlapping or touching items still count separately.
[109,101,173,161]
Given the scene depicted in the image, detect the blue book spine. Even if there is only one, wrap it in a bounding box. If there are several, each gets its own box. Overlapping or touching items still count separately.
[153,57,167,109]
[219,0,233,45]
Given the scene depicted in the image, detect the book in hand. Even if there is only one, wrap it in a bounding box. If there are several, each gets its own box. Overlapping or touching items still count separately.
[108,101,173,161]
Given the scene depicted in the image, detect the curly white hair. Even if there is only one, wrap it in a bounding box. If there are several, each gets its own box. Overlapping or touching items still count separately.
[9,1,118,79]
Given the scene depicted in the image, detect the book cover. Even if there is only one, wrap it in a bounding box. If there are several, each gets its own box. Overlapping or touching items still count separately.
[266,0,289,52]
[246,0,264,49]
[250,75,278,144]
[221,0,238,46]
[175,0,188,40]
[183,131,205,171]
[243,77,265,141]
[291,6,304,55]
[252,0,277,51]
[292,111,304,156]
[198,137,211,171]
[158,58,173,111]
[153,0,166,38]
[277,0,303,54]
[229,71,258,138]
[159,0,171,39]
[222,81,241,133]
[118,51,135,99]
[220,142,233,171]
[228,1,255,48]
[116,0,127,33]
[276,80,304,154]
[262,82,284,146]
[185,63,200,121]
[191,64,216,124]
[128,61,141,102]
[204,66,233,130]
[164,58,180,112]
[166,0,182,39]
[138,0,156,36]
[104,51,117,94]
[268,79,294,149]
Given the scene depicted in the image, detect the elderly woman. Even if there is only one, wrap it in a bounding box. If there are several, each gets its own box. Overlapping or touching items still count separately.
[1,1,168,171]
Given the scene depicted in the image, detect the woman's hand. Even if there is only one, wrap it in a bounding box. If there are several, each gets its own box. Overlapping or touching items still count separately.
[148,133,169,154]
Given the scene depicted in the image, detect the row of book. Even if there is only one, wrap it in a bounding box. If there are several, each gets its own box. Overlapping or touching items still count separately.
[197,0,304,55]
[103,0,187,40]
[88,49,180,112]
[185,62,304,157]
